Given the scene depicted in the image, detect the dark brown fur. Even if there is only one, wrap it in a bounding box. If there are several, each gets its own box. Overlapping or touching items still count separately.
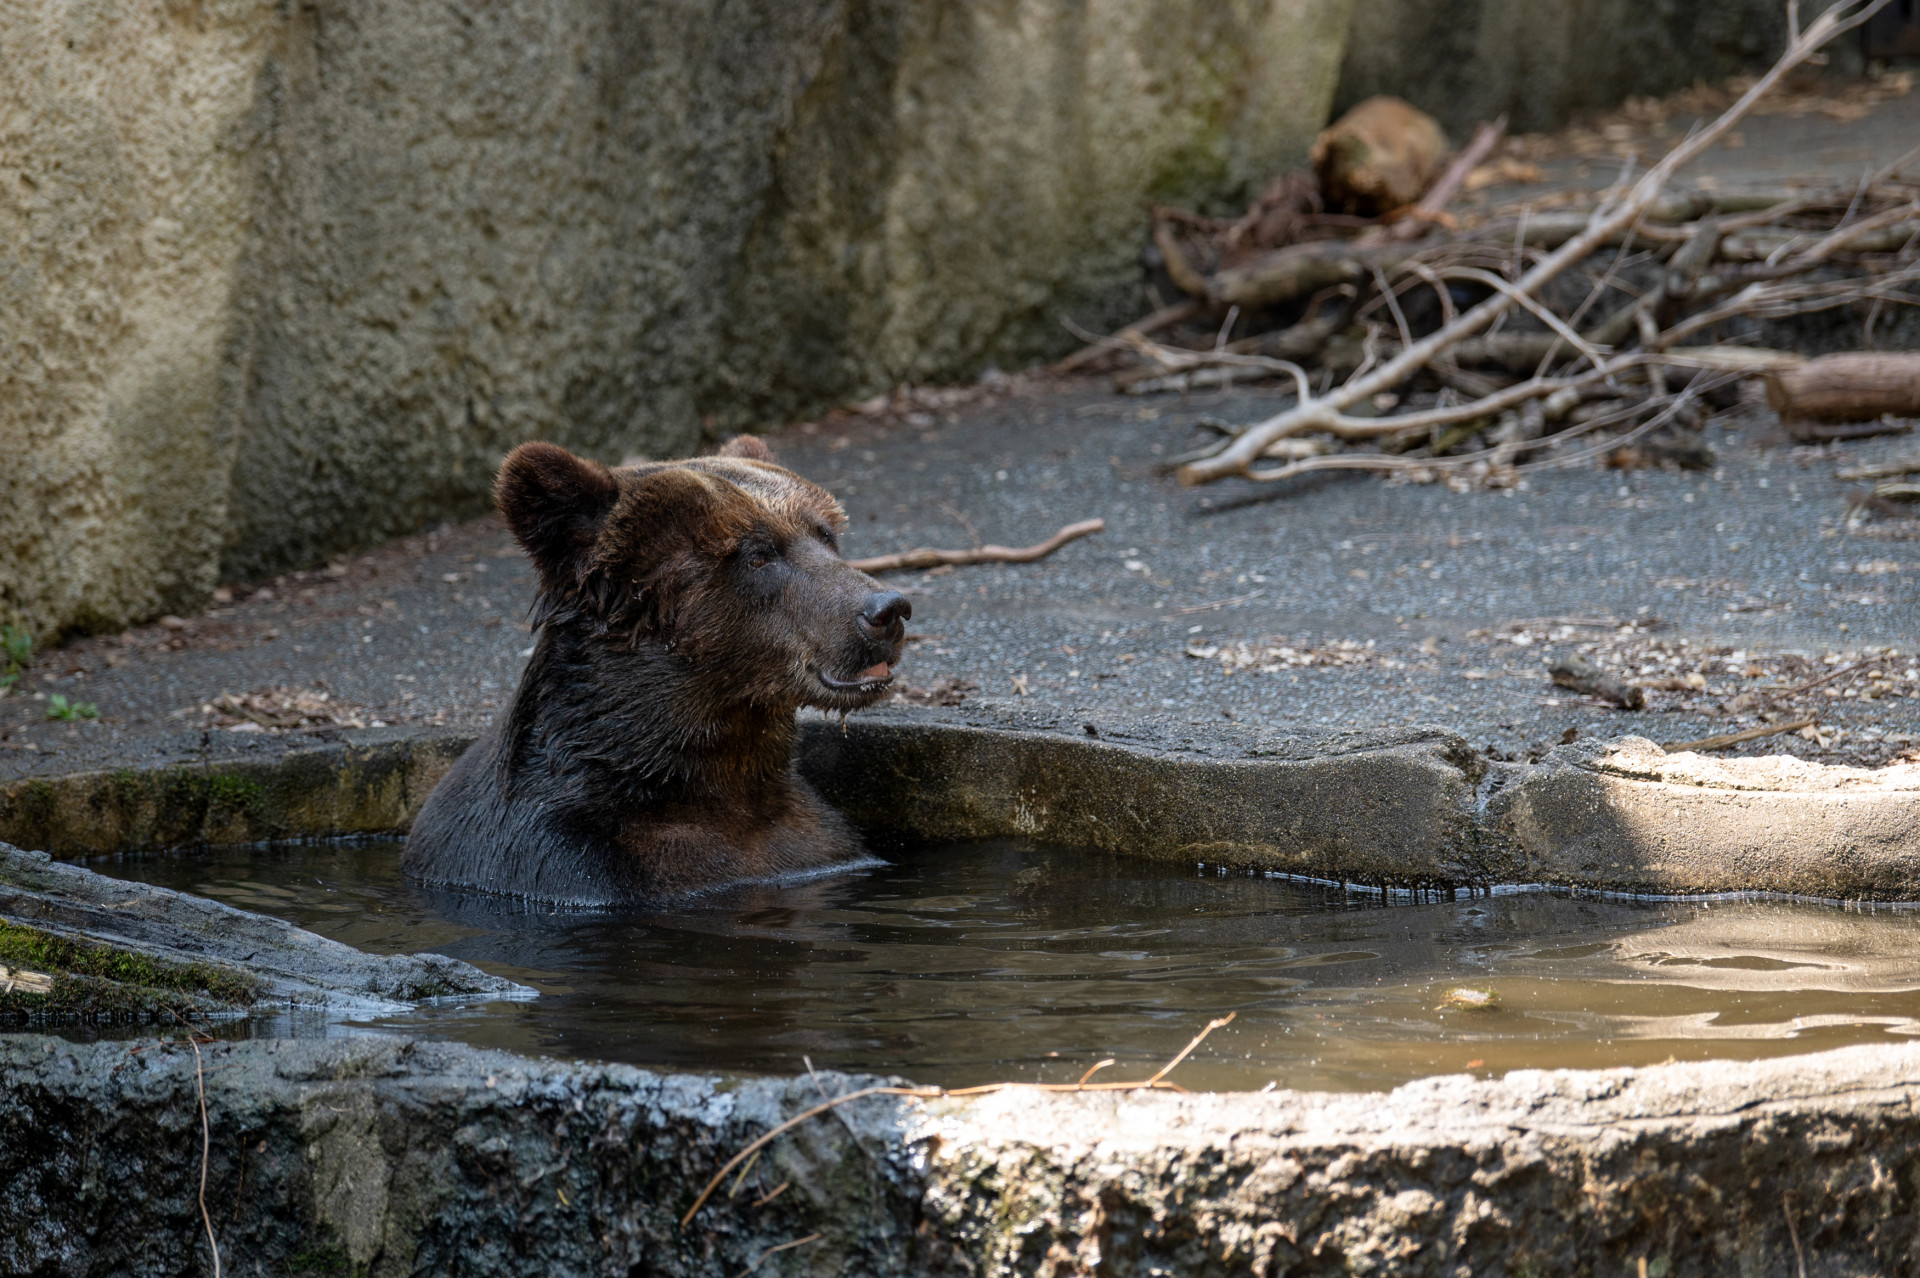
[402,437,908,903]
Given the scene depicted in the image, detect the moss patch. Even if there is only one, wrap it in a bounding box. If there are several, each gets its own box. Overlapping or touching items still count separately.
[0,918,266,1021]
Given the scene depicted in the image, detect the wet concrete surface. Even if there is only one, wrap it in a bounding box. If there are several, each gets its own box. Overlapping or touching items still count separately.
[1,379,1915,782]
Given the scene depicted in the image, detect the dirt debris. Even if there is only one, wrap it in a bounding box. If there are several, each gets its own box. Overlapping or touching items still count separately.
[1182,637,1396,674]
[194,687,383,734]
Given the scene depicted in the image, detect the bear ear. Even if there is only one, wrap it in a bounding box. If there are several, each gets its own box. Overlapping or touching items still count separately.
[716,434,774,462]
[495,442,621,581]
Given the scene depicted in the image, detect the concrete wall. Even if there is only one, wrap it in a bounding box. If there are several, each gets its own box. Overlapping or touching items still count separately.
[1335,0,1863,137]
[1,0,1353,637]
[0,0,277,635]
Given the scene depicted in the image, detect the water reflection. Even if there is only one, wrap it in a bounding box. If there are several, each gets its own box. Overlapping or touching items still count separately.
[80,839,1920,1092]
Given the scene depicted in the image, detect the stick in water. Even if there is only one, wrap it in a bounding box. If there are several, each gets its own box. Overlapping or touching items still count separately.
[847,518,1104,574]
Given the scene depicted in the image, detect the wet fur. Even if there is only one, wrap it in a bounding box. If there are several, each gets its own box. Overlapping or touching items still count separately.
[403,437,904,904]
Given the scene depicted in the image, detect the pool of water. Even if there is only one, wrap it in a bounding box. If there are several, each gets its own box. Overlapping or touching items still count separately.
[80,838,1920,1092]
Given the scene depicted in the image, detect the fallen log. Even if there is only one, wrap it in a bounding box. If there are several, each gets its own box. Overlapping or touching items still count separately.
[848,519,1104,574]
[1210,239,1415,310]
[1766,353,1920,422]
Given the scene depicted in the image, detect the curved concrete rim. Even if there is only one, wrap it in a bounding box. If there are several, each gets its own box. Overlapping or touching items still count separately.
[4,700,1917,899]
[6,704,1920,1269]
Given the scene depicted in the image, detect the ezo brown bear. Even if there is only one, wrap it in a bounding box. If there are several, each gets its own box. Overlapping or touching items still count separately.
[402,436,910,903]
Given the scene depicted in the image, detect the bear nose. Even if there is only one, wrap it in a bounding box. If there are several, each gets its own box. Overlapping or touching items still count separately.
[860,590,912,634]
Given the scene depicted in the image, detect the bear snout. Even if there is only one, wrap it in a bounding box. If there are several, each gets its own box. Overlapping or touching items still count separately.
[858,590,912,640]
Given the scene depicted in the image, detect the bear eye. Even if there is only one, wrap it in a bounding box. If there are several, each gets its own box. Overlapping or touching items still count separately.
[744,548,775,571]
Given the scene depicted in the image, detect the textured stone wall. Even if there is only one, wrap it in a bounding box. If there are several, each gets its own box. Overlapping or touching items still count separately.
[0,0,279,634]
[1,0,1353,636]
[1334,0,1864,137]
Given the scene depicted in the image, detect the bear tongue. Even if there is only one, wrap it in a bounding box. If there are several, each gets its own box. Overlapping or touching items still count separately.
[857,661,891,681]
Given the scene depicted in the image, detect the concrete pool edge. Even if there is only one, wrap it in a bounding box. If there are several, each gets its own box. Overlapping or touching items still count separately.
[7,1032,1918,1275]
[8,706,1920,1271]
[6,702,1918,898]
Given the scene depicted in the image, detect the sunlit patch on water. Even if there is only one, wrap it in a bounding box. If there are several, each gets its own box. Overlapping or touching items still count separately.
[73,838,1920,1092]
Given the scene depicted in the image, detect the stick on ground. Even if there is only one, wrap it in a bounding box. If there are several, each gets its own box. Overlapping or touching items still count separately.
[1663,717,1817,754]
[847,518,1104,574]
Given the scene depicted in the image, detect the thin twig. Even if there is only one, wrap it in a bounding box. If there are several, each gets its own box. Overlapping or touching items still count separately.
[735,1233,822,1278]
[1663,717,1816,754]
[1435,266,1609,368]
[1076,1058,1117,1085]
[1744,655,1891,707]
[680,1013,1237,1229]
[1784,1194,1809,1278]
[937,502,982,550]
[187,1033,223,1278]
[804,1055,877,1167]
[1054,299,1204,372]
[1145,1015,1239,1085]
[847,518,1104,574]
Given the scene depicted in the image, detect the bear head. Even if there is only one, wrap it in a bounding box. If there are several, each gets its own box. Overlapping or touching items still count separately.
[495,436,909,712]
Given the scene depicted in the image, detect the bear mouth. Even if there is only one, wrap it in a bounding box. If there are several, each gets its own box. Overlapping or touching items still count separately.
[815,661,894,693]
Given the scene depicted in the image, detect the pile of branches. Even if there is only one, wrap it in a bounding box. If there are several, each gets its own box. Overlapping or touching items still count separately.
[1067,0,1920,493]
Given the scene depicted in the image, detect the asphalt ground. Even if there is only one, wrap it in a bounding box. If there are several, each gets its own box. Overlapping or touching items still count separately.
[2,376,1915,782]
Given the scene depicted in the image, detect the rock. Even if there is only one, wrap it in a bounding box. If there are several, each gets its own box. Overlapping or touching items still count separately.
[0,842,525,1020]
[1310,96,1449,215]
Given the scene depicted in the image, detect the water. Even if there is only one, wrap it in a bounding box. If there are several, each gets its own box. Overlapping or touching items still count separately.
[82,838,1920,1092]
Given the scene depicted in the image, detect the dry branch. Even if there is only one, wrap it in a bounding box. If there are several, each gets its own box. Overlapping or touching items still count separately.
[1837,456,1920,480]
[1766,353,1920,422]
[1054,299,1203,372]
[1177,0,1897,488]
[1664,717,1817,754]
[847,518,1104,574]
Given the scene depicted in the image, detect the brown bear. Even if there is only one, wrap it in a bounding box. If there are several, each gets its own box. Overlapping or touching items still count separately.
[402,436,909,903]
